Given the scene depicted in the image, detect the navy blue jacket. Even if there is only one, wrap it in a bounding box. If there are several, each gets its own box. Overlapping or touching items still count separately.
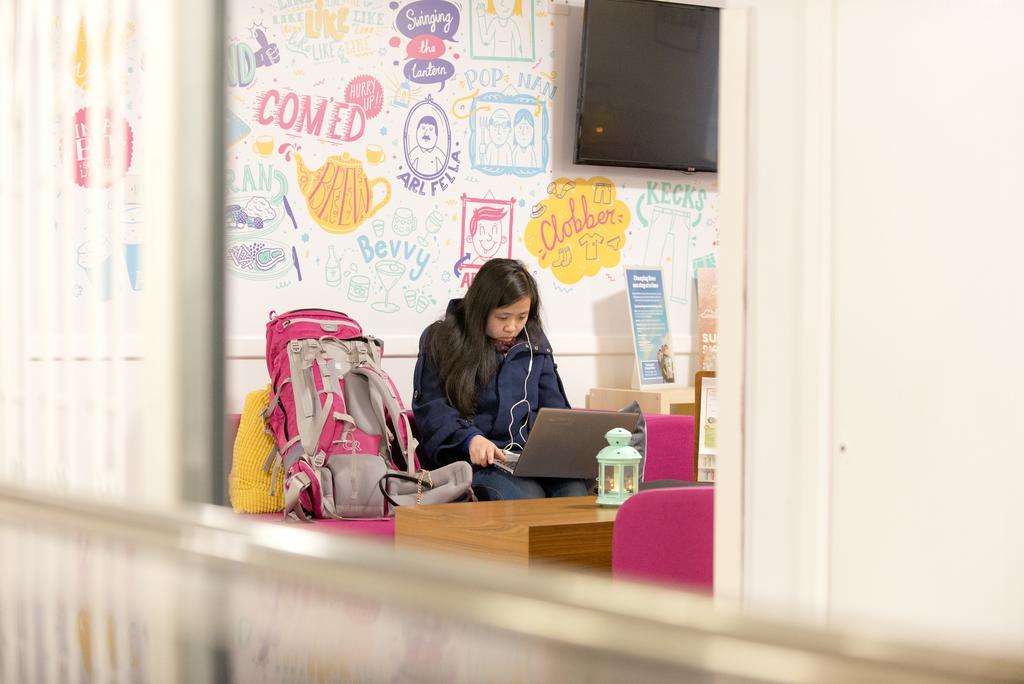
[412,300,571,469]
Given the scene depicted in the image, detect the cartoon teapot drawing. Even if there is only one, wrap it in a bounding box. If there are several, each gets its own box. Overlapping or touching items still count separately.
[295,152,391,235]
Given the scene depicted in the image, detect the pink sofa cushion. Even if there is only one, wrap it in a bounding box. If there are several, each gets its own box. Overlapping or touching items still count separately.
[228,411,401,537]
[246,513,396,539]
[612,486,713,591]
[228,411,697,546]
[643,413,695,482]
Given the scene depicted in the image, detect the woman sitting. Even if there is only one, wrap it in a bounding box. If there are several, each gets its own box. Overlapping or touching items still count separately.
[412,259,589,501]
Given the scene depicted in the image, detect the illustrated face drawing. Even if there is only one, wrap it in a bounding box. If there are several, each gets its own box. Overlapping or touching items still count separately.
[493,0,517,19]
[468,205,508,259]
[488,110,511,146]
[475,220,501,257]
[416,116,439,151]
[513,109,533,148]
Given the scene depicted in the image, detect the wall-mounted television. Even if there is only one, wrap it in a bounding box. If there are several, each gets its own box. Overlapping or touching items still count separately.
[574,0,719,173]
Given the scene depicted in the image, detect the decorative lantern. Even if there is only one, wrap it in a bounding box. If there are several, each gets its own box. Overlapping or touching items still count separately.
[595,427,642,507]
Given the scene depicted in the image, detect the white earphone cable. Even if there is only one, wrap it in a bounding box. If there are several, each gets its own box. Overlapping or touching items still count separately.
[506,326,533,452]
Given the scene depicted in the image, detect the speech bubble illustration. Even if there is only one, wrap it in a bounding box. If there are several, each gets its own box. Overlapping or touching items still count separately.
[404,58,454,90]
[396,0,460,41]
[525,176,631,285]
[406,34,446,60]
[344,75,385,119]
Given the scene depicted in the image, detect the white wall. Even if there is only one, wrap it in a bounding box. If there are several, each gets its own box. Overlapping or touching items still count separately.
[828,0,1024,650]
[739,0,1024,652]
[227,336,695,412]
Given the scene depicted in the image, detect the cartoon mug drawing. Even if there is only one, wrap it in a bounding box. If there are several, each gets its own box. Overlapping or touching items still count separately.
[295,152,391,235]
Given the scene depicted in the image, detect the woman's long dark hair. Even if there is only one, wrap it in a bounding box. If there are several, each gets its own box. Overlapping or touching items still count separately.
[428,259,545,417]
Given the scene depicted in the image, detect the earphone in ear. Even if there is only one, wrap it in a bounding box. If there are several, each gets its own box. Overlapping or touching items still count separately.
[506,326,533,452]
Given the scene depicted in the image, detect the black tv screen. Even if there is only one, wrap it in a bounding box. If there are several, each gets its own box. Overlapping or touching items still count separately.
[574,0,719,172]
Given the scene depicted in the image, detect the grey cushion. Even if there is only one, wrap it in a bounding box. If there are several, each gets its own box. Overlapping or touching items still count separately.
[619,400,647,479]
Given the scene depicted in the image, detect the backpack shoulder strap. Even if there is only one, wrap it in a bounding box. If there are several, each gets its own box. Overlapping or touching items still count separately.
[287,339,335,459]
[345,365,413,474]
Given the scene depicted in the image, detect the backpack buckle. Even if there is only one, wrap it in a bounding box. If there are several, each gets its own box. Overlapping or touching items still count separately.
[312,452,325,467]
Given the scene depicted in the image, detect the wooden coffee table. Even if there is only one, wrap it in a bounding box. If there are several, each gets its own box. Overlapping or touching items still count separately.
[394,496,619,571]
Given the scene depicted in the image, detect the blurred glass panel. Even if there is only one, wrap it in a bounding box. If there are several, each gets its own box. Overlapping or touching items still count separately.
[1,0,146,498]
[0,0,224,507]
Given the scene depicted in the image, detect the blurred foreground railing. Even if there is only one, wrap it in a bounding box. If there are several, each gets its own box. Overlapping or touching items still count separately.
[0,484,1021,684]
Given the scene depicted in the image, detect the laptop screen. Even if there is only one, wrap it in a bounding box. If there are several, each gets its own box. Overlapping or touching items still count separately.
[511,408,640,480]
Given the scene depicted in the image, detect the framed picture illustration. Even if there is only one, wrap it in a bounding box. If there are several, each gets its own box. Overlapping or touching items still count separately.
[468,0,536,62]
[694,370,717,483]
[459,193,515,272]
[403,95,452,181]
[468,90,549,177]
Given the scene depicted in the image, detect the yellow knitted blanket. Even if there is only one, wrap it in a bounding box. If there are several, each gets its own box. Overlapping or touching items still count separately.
[229,386,284,513]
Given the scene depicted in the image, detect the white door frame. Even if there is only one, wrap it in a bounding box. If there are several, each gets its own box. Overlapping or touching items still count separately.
[715,1,836,621]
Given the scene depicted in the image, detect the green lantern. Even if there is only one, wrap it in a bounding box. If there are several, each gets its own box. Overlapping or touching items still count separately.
[595,427,641,507]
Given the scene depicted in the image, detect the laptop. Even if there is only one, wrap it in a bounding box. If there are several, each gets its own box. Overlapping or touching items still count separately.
[496,408,640,479]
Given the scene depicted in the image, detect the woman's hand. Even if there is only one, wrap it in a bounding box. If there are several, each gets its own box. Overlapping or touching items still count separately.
[468,435,506,467]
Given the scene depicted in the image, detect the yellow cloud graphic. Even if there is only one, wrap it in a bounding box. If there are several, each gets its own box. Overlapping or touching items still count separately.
[524,176,630,285]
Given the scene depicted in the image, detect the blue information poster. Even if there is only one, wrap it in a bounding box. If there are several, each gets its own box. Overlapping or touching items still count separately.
[624,266,676,386]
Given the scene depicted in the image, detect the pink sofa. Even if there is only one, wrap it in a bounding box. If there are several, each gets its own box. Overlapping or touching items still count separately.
[609,413,714,592]
[611,485,714,592]
[226,412,398,539]
[228,412,698,503]
[227,411,714,585]
[641,413,695,481]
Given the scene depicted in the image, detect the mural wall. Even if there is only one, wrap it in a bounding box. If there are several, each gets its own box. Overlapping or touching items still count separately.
[224,0,719,341]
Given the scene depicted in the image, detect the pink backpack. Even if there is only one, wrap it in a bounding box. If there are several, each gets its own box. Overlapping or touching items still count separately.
[261,309,471,520]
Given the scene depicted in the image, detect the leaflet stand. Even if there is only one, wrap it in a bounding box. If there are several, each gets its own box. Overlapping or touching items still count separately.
[624,266,679,390]
[694,371,718,483]
[629,365,682,391]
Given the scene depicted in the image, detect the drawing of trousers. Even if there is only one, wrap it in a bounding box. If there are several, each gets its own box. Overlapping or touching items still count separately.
[643,206,691,303]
